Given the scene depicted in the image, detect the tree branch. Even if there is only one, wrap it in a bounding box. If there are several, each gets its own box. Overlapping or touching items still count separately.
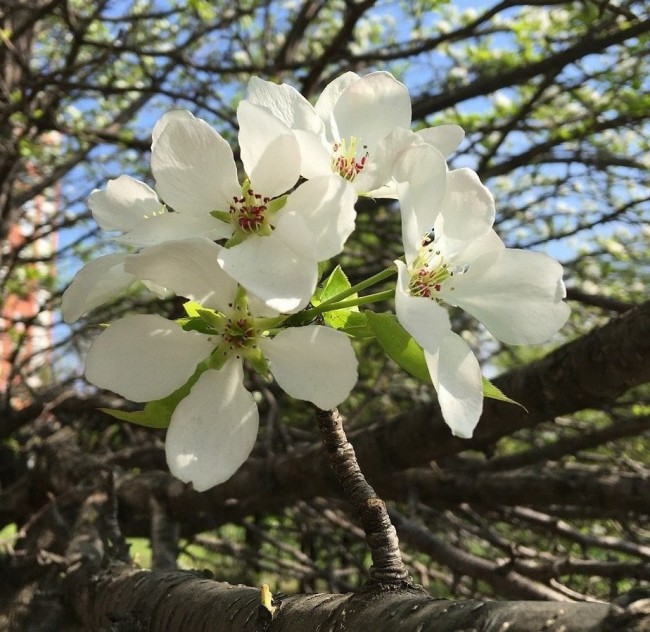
[316,407,411,586]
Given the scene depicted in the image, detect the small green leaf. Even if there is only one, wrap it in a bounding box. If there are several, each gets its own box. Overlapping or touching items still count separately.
[196,307,225,330]
[313,265,353,304]
[99,406,169,429]
[100,362,209,429]
[482,377,527,411]
[246,347,270,377]
[183,301,203,317]
[323,306,363,330]
[339,311,374,338]
[177,316,213,334]
[366,312,430,382]
[210,210,231,223]
[313,266,371,335]
[267,195,287,214]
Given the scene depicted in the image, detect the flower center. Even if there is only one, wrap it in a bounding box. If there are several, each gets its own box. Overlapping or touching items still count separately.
[223,316,257,350]
[408,229,467,298]
[229,188,271,234]
[207,310,262,370]
[331,137,368,181]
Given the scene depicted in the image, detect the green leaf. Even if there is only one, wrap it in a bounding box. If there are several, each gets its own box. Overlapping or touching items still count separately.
[99,406,169,429]
[100,362,209,429]
[366,312,430,382]
[313,265,352,304]
[183,301,203,317]
[482,377,527,411]
[312,266,372,336]
[196,307,225,330]
[324,306,364,331]
[177,316,213,335]
[327,309,373,338]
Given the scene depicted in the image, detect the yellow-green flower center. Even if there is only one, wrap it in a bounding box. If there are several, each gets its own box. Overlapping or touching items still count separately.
[229,188,271,234]
[331,137,369,181]
[408,230,466,298]
[223,316,257,350]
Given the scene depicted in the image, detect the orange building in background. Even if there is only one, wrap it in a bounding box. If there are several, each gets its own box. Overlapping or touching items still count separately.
[0,149,59,403]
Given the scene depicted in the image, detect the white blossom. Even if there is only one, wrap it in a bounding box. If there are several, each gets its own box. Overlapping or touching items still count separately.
[395,168,570,438]
[246,71,413,195]
[85,238,358,490]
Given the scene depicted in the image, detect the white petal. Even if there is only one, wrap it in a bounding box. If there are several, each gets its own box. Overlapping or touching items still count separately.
[246,77,324,135]
[394,144,447,239]
[314,72,360,139]
[451,228,505,265]
[417,125,465,158]
[237,101,301,197]
[280,176,357,260]
[425,332,483,438]
[350,135,396,194]
[151,110,196,150]
[333,72,411,150]
[115,212,232,247]
[449,248,571,344]
[395,261,451,355]
[85,314,214,402]
[62,254,135,323]
[89,176,162,233]
[396,182,422,263]
[260,326,358,409]
[247,293,282,318]
[125,238,237,312]
[218,219,318,313]
[437,169,495,256]
[151,110,240,214]
[294,129,333,179]
[364,182,399,199]
[165,360,259,491]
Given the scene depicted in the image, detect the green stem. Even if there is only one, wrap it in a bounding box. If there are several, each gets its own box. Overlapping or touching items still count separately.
[313,290,395,314]
[318,265,397,308]
[300,266,397,323]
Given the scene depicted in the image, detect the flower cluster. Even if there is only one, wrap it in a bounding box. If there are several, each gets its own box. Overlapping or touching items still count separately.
[64,71,569,491]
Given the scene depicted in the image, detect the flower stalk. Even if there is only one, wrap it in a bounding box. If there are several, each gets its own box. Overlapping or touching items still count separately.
[317,265,397,309]
[311,289,395,315]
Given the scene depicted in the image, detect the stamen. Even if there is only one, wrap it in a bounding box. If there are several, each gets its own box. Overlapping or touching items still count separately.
[331,137,369,181]
[229,188,270,233]
[408,231,469,299]
[422,228,436,247]
[223,316,256,349]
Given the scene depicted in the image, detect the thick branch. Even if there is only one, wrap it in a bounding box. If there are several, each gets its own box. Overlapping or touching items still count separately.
[64,562,649,632]
[380,468,650,517]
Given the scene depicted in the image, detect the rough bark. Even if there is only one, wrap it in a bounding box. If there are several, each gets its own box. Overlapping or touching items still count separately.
[47,484,647,631]
[380,468,650,516]
[64,563,649,631]
[316,407,410,585]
